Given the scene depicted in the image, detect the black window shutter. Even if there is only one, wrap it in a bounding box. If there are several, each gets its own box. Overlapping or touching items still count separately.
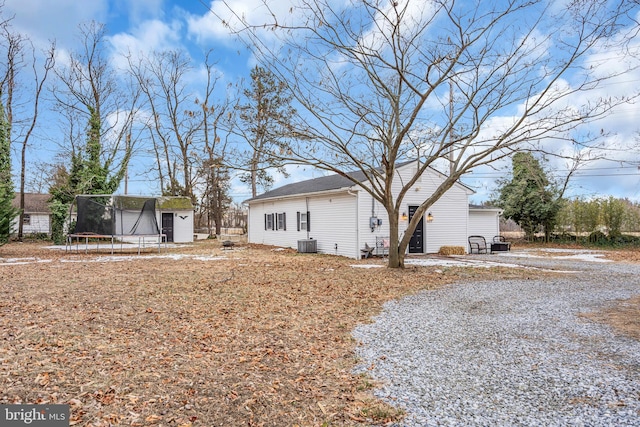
[264,213,267,230]
[307,211,311,231]
[274,213,278,230]
[283,212,286,230]
[297,212,301,231]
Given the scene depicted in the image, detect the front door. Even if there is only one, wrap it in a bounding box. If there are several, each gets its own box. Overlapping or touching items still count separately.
[162,213,174,243]
[408,205,424,253]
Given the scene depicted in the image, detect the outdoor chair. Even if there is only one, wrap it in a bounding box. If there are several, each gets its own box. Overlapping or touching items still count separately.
[375,236,390,257]
[468,235,488,254]
[491,235,511,252]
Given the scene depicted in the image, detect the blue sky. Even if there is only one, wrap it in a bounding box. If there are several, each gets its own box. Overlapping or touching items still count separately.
[3,0,640,203]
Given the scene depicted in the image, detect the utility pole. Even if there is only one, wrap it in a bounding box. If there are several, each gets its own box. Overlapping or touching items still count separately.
[124,131,131,195]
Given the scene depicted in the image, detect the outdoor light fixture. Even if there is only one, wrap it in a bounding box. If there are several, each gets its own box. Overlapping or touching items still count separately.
[427,212,434,222]
[401,212,408,221]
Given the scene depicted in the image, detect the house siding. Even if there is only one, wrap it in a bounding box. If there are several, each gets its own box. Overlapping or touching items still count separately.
[356,164,472,255]
[248,191,358,257]
[11,213,51,235]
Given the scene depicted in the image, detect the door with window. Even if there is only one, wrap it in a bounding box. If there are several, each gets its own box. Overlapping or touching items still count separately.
[408,205,424,253]
[162,213,174,243]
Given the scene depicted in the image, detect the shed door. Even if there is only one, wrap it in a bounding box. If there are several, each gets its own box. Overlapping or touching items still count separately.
[408,205,424,253]
[162,213,174,243]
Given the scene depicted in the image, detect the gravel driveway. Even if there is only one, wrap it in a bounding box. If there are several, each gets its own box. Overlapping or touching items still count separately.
[353,251,640,426]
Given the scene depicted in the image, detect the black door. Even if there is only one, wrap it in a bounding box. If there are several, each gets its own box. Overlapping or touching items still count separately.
[408,205,424,253]
[162,213,174,242]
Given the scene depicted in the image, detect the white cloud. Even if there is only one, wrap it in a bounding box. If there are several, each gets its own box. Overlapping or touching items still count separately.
[187,0,281,45]
[3,0,108,48]
[115,0,165,24]
[107,19,183,69]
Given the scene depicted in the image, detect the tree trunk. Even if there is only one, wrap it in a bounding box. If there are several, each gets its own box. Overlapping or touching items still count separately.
[386,209,404,268]
[18,145,25,241]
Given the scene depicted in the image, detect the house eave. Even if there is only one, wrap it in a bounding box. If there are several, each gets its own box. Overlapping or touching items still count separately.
[469,205,503,213]
[246,186,358,204]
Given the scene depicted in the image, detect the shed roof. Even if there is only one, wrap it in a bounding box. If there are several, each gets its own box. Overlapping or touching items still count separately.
[12,193,52,214]
[469,204,502,212]
[156,196,194,210]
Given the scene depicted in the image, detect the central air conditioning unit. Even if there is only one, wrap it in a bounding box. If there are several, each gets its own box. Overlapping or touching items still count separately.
[297,239,317,253]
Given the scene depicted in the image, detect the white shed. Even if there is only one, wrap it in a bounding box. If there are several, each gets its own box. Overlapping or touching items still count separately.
[156,196,194,243]
[246,161,497,259]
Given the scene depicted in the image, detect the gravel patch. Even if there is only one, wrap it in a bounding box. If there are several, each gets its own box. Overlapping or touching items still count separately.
[353,255,640,426]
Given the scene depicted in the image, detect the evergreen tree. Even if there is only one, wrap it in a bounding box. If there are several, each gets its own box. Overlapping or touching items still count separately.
[0,100,16,245]
[237,66,296,197]
[497,152,561,241]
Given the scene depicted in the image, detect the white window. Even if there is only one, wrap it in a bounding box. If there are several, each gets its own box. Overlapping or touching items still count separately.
[297,211,310,231]
[277,212,286,230]
[265,213,274,230]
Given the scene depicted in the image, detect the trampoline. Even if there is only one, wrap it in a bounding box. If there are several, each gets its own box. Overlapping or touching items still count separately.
[66,195,166,254]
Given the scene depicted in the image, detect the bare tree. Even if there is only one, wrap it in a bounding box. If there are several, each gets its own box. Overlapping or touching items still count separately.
[219,0,638,267]
[196,50,234,236]
[52,21,139,197]
[0,12,55,240]
[127,49,201,199]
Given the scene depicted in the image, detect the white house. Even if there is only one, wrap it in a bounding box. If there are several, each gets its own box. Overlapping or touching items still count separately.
[245,160,501,259]
[11,193,52,236]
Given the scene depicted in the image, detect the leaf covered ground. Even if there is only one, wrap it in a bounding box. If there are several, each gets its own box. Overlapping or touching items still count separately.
[0,240,637,426]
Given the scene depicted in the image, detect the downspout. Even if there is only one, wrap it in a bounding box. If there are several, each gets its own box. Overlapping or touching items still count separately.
[306,197,310,240]
[348,188,359,259]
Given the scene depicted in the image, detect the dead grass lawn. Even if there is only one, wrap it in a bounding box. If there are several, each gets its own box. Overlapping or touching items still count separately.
[0,240,636,426]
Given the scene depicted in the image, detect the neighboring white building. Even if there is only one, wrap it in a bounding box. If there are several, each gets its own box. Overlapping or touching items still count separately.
[245,160,501,259]
[468,205,503,244]
[11,193,52,236]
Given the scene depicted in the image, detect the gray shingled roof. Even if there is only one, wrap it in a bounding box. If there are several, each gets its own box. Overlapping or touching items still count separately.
[12,193,52,214]
[246,169,367,202]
